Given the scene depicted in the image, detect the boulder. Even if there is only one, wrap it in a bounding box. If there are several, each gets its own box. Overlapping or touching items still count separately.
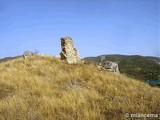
[60,37,80,64]
[23,51,33,59]
[100,61,119,73]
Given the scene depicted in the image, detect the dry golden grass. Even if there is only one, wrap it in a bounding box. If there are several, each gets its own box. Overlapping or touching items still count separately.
[0,55,160,120]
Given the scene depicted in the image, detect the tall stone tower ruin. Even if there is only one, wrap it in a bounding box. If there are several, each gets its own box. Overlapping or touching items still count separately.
[60,36,80,64]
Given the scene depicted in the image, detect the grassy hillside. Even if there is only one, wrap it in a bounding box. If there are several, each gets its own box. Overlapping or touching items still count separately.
[84,55,160,80]
[0,55,160,120]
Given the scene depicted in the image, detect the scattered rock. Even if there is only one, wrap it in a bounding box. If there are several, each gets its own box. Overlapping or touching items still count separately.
[55,55,60,58]
[60,36,80,64]
[23,51,33,59]
[99,61,119,73]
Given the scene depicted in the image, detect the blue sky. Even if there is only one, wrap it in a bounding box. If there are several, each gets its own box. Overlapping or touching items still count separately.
[0,0,159,58]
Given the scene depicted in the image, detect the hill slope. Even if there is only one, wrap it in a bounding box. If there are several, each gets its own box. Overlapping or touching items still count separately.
[0,55,160,120]
[84,54,160,80]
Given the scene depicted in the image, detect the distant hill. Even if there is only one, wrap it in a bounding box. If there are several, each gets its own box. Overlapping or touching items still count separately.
[0,56,22,63]
[84,54,160,80]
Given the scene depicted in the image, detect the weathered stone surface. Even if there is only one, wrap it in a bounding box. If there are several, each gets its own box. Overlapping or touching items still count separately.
[60,37,80,64]
[99,61,119,73]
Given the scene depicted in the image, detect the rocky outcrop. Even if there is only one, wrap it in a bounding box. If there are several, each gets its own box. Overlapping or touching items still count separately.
[23,51,33,59]
[60,37,80,64]
[99,61,119,73]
